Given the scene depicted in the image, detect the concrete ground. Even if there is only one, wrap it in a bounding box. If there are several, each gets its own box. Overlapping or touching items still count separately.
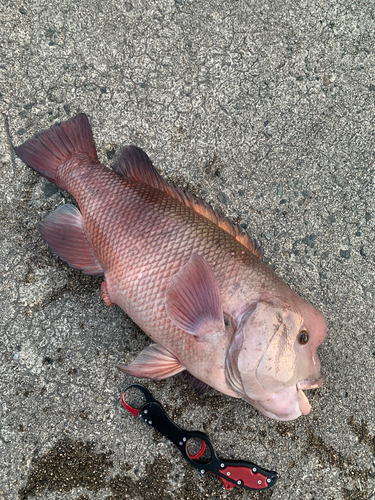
[1,0,375,499]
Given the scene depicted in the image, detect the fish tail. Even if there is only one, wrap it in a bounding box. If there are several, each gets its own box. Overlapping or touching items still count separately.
[14,113,98,187]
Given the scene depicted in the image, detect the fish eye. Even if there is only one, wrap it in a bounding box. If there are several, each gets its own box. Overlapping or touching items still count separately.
[298,330,309,345]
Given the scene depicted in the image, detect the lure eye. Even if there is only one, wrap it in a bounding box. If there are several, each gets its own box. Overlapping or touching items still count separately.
[298,331,309,345]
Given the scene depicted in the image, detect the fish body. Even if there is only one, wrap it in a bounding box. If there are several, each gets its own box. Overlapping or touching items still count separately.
[15,114,326,420]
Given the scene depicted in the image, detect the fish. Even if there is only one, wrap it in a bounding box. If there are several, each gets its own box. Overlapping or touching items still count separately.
[14,113,327,421]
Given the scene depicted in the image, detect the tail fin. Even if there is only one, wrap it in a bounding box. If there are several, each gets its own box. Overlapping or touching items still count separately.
[14,113,98,185]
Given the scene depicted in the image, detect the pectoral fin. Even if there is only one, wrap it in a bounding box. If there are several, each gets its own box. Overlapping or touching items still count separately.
[118,344,186,380]
[165,254,224,339]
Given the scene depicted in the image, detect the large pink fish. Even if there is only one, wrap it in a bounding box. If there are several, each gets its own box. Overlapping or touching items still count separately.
[15,114,326,421]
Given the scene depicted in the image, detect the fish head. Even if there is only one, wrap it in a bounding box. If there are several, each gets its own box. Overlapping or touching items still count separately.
[225,299,326,420]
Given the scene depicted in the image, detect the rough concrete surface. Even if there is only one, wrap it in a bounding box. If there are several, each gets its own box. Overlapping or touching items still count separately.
[1,0,375,499]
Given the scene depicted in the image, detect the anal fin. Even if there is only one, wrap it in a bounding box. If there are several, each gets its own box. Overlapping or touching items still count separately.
[39,204,104,276]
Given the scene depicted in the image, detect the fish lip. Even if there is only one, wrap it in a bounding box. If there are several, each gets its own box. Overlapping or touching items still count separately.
[297,374,324,390]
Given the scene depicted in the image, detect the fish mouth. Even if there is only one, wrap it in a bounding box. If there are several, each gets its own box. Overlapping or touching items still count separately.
[297,373,324,391]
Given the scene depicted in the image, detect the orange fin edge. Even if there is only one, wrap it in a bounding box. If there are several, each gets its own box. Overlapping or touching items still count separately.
[111,146,263,260]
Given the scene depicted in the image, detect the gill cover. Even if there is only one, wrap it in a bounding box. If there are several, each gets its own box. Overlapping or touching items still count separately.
[225,301,284,401]
[225,301,320,398]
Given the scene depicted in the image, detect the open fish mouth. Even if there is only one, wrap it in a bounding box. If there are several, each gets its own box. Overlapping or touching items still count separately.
[297,374,324,391]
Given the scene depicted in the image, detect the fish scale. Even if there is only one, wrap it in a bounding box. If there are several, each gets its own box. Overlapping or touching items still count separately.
[14,113,327,421]
[61,156,268,374]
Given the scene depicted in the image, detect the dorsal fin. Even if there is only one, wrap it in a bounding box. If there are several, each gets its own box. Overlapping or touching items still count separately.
[112,146,263,260]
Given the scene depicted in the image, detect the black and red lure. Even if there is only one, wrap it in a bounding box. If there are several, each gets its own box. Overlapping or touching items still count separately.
[121,384,278,491]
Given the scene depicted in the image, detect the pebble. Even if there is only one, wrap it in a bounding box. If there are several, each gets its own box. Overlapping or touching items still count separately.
[44,183,58,197]
[302,234,316,247]
[217,192,229,205]
[106,149,116,160]
[340,249,351,259]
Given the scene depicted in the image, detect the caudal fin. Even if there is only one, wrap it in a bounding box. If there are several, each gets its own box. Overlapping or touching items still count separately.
[14,113,98,186]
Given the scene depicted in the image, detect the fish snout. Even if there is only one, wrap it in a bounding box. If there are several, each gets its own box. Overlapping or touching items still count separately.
[297,373,324,391]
